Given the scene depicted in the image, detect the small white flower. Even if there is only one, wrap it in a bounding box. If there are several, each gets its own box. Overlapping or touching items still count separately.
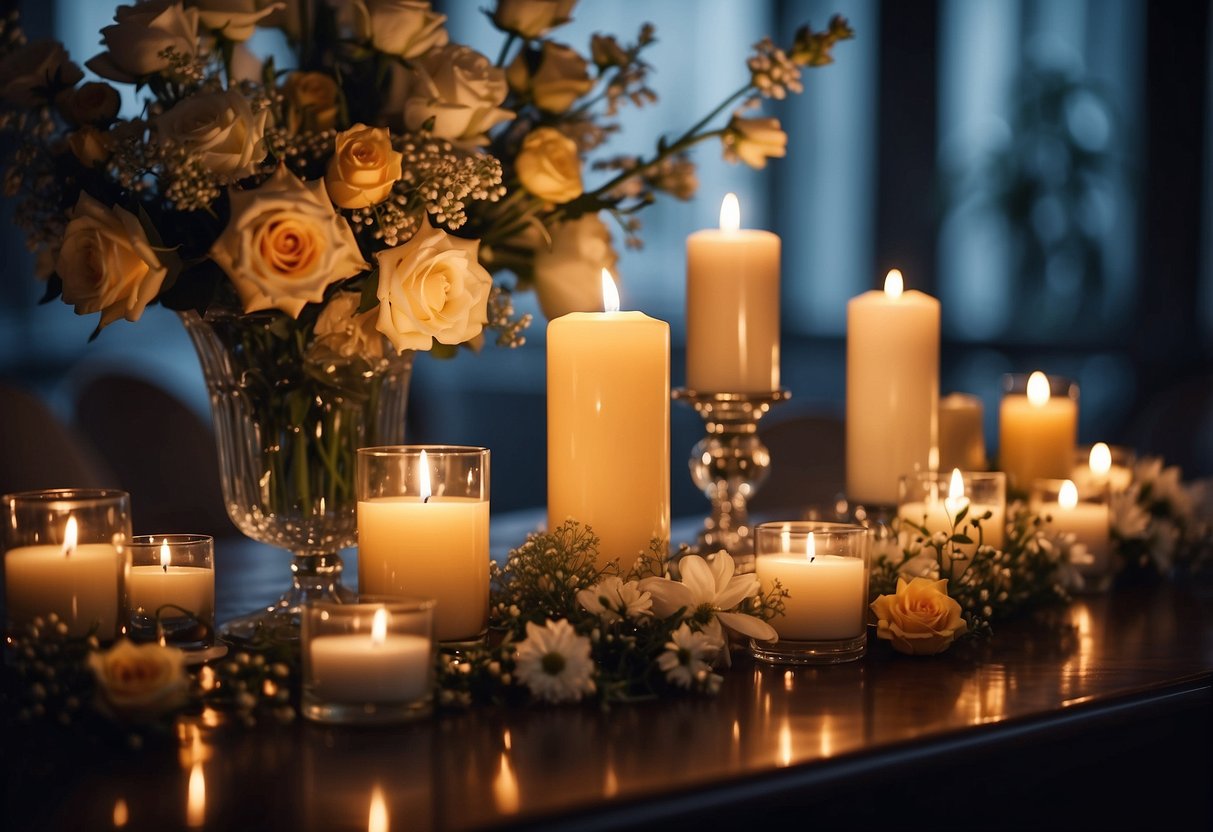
[638,550,778,643]
[657,623,722,689]
[576,576,652,623]
[513,619,595,703]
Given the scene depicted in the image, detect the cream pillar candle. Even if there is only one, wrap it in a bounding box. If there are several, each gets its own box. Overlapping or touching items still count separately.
[547,270,670,571]
[846,270,940,505]
[755,533,867,641]
[999,371,1078,491]
[127,541,214,622]
[686,193,781,392]
[308,610,432,703]
[938,393,987,472]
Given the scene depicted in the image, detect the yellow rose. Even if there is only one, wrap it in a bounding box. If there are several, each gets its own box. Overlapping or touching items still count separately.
[515,127,583,204]
[56,192,169,328]
[506,41,593,113]
[283,71,339,132]
[491,0,575,39]
[324,124,404,209]
[311,291,385,361]
[870,576,968,656]
[67,126,114,167]
[374,223,492,352]
[722,113,788,170]
[210,166,369,318]
[87,639,188,721]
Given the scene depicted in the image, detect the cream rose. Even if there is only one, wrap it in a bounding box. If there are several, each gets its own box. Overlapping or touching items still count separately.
[365,0,448,58]
[210,165,369,317]
[507,41,593,113]
[283,71,340,132]
[155,89,269,178]
[870,576,968,656]
[532,212,617,320]
[515,127,583,204]
[722,113,788,170]
[56,192,169,328]
[0,40,83,108]
[491,0,575,39]
[194,0,285,42]
[325,124,403,209]
[312,291,385,361]
[59,82,121,126]
[87,1,201,84]
[67,127,114,167]
[375,223,492,351]
[88,639,188,721]
[403,45,513,145]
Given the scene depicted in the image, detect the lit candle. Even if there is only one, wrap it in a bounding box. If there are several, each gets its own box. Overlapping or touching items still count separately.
[898,468,1006,570]
[358,449,490,643]
[846,269,940,505]
[685,192,781,392]
[547,270,670,571]
[127,539,214,624]
[756,531,867,641]
[4,516,122,637]
[1072,442,1133,496]
[938,392,987,471]
[999,371,1078,491]
[308,608,432,703]
[1035,479,1110,583]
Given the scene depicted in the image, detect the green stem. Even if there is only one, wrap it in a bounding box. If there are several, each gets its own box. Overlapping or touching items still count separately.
[496,34,518,67]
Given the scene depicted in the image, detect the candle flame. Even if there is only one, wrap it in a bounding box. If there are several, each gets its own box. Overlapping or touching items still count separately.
[883,269,904,299]
[1089,442,1112,477]
[1026,371,1050,407]
[806,531,815,563]
[371,608,388,647]
[186,762,206,828]
[1059,479,1079,511]
[62,515,77,558]
[368,784,389,832]
[419,448,431,502]
[601,268,620,313]
[945,467,970,518]
[160,540,171,570]
[719,192,740,231]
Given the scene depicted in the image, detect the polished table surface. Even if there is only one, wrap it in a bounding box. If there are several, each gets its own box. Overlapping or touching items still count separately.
[7,517,1213,831]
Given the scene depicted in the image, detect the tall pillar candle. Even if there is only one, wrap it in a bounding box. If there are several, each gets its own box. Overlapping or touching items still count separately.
[999,372,1078,492]
[846,270,940,506]
[548,271,670,571]
[686,193,781,392]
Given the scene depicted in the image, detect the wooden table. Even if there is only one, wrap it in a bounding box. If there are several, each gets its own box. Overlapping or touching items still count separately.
[6,521,1213,831]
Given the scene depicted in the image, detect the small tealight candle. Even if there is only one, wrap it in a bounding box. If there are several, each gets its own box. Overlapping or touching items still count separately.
[126,534,215,648]
[898,469,1007,573]
[1072,442,1134,496]
[999,372,1078,492]
[1033,478,1111,592]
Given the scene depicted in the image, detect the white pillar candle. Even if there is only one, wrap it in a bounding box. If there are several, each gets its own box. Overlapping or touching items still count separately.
[938,393,986,472]
[685,193,781,392]
[547,270,670,571]
[846,270,940,505]
[999,372,1078,491]
[1037,479,1110,579]
[127,541,214,621]
[308,610,431,703]
[756,533,867,641]
[4,517,121,637]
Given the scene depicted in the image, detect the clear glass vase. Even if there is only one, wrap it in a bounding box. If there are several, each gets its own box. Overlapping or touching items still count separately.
[180,310,412,643]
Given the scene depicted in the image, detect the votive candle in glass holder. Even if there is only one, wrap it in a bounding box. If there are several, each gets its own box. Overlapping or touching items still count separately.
[302,597,436,724]
[3,488,130,639]
[357,446,490,649]
[1032,478,1112,593]
[998,372,1078,493]
[751,522,870,665]
[898,469,1007,574]
[1072,443,1135,497]
[126,535,215,649]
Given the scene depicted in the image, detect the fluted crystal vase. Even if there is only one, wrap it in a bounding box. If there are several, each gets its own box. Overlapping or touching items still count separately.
[181,310,412,643]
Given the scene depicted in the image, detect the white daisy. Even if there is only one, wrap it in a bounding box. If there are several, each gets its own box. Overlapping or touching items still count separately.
[513,619,596,703]
[657,623,722,689]
[638,550,778,642]
[576,576,653,623]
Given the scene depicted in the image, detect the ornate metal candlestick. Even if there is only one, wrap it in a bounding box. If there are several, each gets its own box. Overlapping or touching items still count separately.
[672,388,791,562]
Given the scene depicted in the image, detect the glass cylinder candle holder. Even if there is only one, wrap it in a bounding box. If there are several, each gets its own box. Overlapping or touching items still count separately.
[751,522,870,665]
[3,488,131,639]
[1072,443,1136,497]
[357,446,490,650]
[1032,478,1112,593]
[302,597,436,724]
[998,372,1078,493]
[938,392,987,472]
[898,469,1007,576]
[126,535,215,649]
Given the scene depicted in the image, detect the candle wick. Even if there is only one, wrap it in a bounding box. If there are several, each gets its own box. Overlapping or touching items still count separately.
[163,563,168,573]
[423,495,430,504]
[810,556,815,564]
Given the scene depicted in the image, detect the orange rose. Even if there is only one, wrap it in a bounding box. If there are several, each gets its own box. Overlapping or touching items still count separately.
[870,576,967,656]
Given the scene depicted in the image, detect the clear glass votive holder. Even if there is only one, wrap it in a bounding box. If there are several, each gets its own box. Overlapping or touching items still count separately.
[302,597,436,724]
[999,372,1079,493]
[3,488,131,640]
[898,470,1008,561]
[751,521,870,665]
[1072,443,1136,497]
[1031,478,1112,593]
[126,535,215,649]
[356,446,490,650]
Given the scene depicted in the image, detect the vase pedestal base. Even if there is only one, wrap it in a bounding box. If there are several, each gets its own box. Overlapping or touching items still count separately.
[220,553,355,645]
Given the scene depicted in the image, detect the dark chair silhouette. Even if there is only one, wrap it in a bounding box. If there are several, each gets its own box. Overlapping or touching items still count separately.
[750,405,846,515]
[0,383,116,495]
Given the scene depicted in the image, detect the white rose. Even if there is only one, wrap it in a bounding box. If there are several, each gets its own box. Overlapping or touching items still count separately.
[506,41,593,113]
[515,126,582,204]
[375,223,492,352]
[491,0,575,39]
[193,0,285,42]
[56,192,169,329]
[403,45,513,145]
[88,640,188,721]
[0,40,83,108]
[721,113,788,170]
[312,291,385,361]
[532,212,617,319]
[87,1,201,83]
[155,89,269,178]
[210,166,369,318]
[365,0,448,58]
